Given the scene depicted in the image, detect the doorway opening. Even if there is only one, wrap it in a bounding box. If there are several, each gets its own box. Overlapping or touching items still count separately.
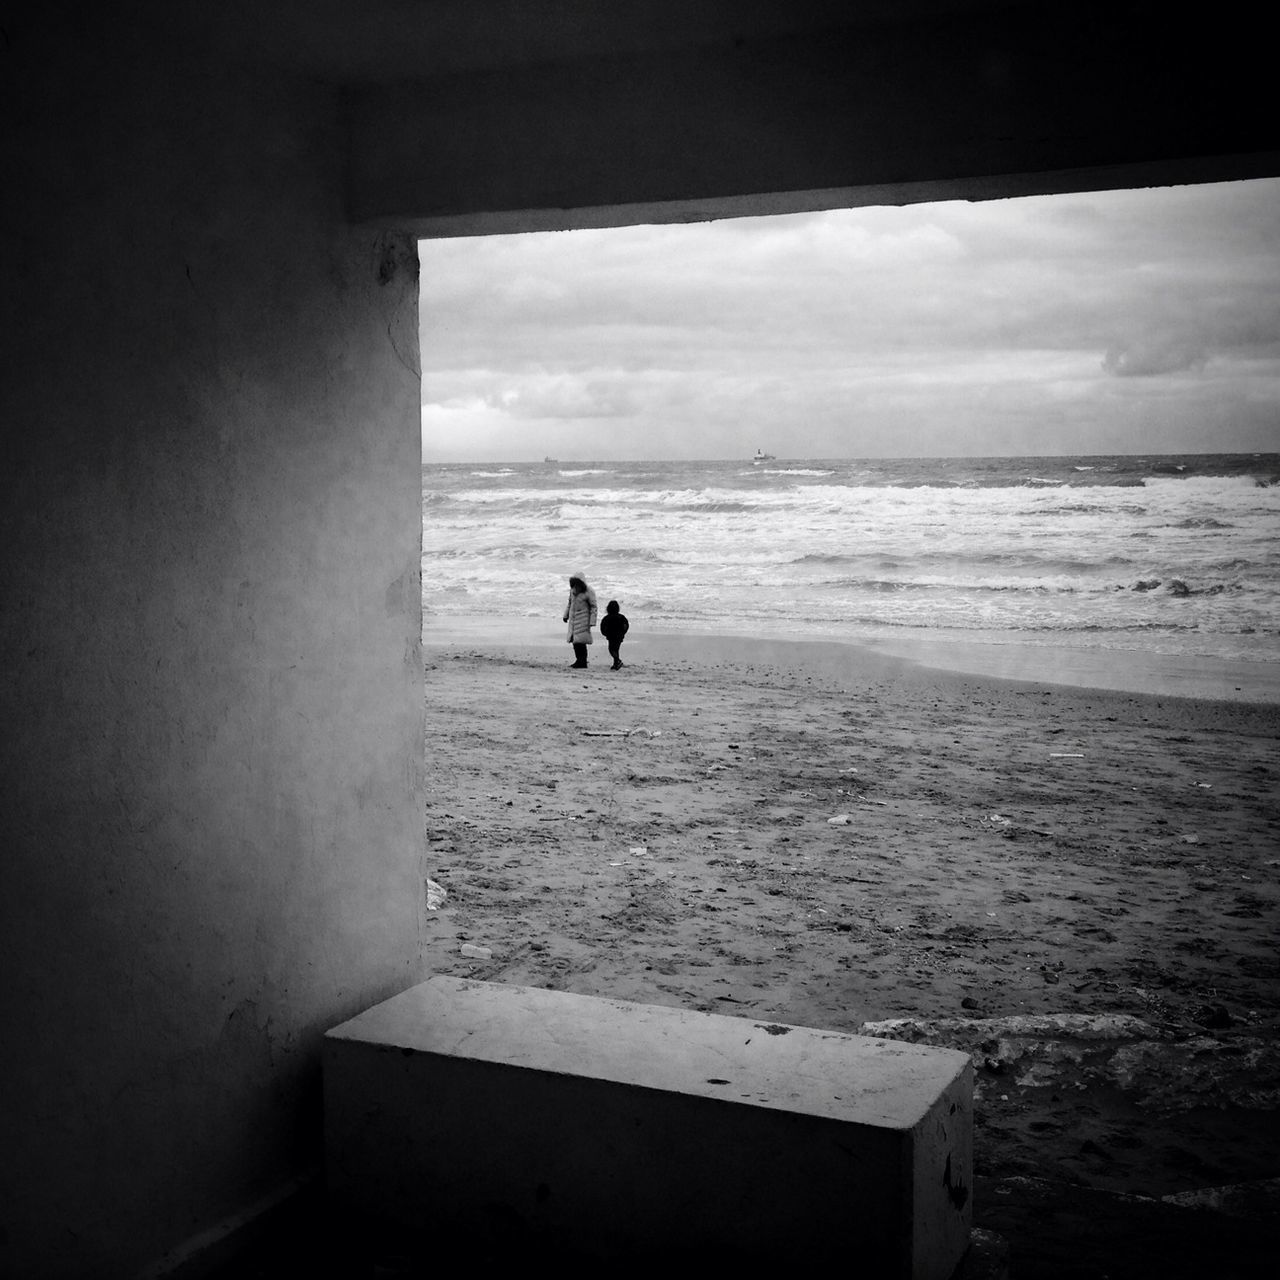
[414,180,1280,1238]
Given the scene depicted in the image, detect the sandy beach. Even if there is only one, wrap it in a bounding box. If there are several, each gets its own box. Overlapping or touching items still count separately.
[421,630,1280,1276]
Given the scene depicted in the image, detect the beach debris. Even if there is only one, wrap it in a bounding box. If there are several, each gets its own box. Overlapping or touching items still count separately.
[629,846,647,856]
[1048,752,1085,758]
[859,1014,1280,1110]
[1194,1003,1232,1030]
[1181,833,1201,844]
[425,879,448,910]
[1162,1177,1280,1219]
[459,942,492,960]
[827,813,852,826]
[862,1012,1160,1044]
[986,813,1013,829]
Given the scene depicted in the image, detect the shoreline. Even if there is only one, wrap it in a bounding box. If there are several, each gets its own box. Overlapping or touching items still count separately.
[423,617,1280,705]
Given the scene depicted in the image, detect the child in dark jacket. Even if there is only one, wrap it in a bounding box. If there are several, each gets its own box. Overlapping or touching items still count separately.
[600,600,629,670]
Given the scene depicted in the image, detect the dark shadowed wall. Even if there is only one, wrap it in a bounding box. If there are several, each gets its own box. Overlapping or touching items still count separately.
[0,11,425,1276]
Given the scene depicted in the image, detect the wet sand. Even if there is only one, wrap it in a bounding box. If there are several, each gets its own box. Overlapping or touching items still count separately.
[421,630,1280,1276]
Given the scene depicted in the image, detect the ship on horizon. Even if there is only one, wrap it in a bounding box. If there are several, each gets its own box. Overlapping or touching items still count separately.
[752,448,776,464]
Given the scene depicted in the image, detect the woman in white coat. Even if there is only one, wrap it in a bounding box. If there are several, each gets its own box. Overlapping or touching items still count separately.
[562,572,598,668]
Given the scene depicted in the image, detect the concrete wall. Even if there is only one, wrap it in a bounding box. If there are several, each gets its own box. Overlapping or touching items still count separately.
[348,3,1280,236]
[3,2,1277,1275]
[0,12,425,1277]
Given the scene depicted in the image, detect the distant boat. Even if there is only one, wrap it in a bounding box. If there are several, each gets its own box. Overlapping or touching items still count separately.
[544,456,559,464]
[752,449,776,464]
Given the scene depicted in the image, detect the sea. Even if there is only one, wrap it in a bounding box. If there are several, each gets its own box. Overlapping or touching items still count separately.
[422,454,1280,666]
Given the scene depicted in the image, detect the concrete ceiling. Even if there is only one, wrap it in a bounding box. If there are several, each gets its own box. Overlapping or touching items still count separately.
[158,0,1037,82]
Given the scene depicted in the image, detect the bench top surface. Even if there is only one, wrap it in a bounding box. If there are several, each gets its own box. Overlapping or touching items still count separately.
[326,976,969,1129]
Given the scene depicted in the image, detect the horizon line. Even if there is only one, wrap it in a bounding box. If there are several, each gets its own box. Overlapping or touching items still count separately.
[421,449,1278,465]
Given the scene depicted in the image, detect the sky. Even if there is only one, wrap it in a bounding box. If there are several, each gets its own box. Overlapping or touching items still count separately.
[419,178,1280,462]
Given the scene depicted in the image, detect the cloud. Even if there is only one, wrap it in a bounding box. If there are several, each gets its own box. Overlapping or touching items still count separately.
[483,375,637,420]
[1102,336,1209,377]
[420,178,1280,459]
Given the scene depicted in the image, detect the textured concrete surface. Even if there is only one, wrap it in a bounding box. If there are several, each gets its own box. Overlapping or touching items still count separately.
[1,11,424,1275]
[4,2,1275,1274]
[325,977,973,1274]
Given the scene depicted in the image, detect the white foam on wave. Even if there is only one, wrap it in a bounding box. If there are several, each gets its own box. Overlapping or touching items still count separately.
[757,467,836,477]
[421,458,1280,665]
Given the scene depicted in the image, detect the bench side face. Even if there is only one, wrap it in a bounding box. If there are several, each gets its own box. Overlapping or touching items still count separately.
[911,1061,975,1278]
[326,1039,972,1275]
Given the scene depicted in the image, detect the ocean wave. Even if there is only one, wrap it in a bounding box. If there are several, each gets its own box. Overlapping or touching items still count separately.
[1141,472,1280,495]
[558,487,774,512]
[599,547,669,563]
[668,500,760,513]
[1065,621,1208,634]
[814,614,1208,636]
[791,552,859,565]
[419,455,1279,660]
[821,576,1079,595]
[757,467,836,477]
[442,492,566,515]
[1118,579,1246,596]
[1030,503,1149,517]
[801,550,1138,572]
[815,573,1254,598]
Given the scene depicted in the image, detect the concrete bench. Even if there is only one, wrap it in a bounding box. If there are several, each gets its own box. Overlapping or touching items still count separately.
[324,976,973,1276]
